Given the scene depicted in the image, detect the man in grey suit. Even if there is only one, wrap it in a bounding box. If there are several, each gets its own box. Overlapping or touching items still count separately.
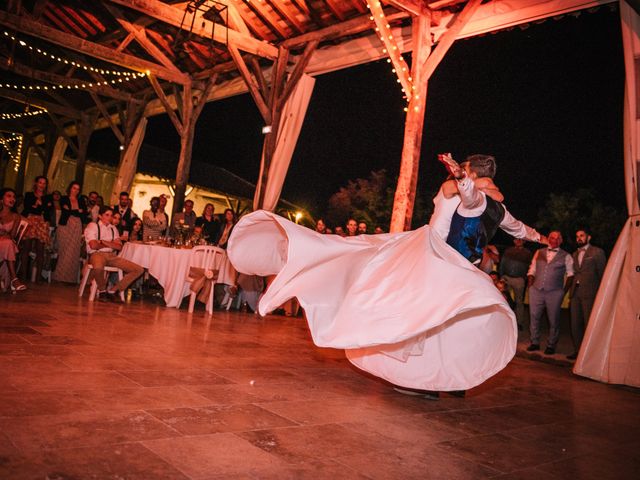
[527,231,574,355]
[567,229,607,360]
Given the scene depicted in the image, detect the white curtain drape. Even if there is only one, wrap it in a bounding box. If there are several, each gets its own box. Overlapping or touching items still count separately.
[109,118,147,205]
[253,74,315,212]
[46,136,67,181]
[573,0,640,387]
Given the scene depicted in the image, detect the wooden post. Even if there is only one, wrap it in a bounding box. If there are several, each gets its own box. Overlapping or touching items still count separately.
[75,112,98,190]
[173,81,194,216]
[390,13,431,232]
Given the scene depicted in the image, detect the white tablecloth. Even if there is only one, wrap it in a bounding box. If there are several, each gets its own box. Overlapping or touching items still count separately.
[120,243,237,308]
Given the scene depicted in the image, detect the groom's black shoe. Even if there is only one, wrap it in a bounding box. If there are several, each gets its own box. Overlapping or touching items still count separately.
[526,344,540,352]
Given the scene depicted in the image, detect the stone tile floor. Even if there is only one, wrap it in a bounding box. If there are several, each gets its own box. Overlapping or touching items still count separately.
[0,283,638,479]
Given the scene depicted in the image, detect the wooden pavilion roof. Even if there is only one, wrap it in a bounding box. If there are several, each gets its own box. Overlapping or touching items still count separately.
[0,0,613,134]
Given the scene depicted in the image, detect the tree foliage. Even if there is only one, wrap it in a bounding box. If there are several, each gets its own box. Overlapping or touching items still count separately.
[325,170,430,231]
[535,188,625,253]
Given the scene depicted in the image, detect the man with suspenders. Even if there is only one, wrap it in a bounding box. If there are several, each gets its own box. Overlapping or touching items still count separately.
[84,206,144,301]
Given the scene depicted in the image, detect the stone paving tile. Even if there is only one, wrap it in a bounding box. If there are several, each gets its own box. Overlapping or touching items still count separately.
[143,433,287,479]
[5,370,140,391]
[0,443,190,480]
[147,404,297,435]
[0,411,180,451]
[118,368,234,387]
[0,390,93,417]
[70,386,214,412]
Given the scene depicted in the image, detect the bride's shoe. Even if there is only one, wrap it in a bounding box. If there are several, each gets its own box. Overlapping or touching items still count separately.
[10,278,27,293]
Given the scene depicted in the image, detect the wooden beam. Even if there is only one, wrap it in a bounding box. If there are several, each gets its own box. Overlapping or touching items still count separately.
[278,40,317,110]
[147,74,183,135]
[385,0,429,16]
[283,8,409,48]
[228,43,271,123]
[47,113,79,156]
[265,0,306,34]
[369,1,413,100]
[90,92,124,144]
[422,0,482,80]
[103,3,181,74]
[107,0,278,59]
[0,10,189,84]
[390,12,431,232]
[243,0,289,38]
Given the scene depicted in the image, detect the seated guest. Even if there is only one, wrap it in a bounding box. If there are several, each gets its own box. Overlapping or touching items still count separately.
[128,218,143,242]
[52,181,87,284]
[358,221,368,235]
[111,212,128,241]
[172,199,197,235]
[216,208,237,249]
[19,176,52,282]
[0,188,26,292]
[374,226,385,234]
[84,206,144,301]
[142,196,168,240]
[113,191,136,232]
[334,226,346,237]
[195,203,220,244]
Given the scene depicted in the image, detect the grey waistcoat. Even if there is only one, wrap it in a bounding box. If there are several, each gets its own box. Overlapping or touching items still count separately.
[533,248,568,291]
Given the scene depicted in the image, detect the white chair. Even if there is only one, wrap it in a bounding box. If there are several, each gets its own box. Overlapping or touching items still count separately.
[15,219,29,245]
[78,263,125,302]
[187,245,224,314]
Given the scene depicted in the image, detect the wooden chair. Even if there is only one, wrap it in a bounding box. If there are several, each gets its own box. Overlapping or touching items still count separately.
[186,245,224,314]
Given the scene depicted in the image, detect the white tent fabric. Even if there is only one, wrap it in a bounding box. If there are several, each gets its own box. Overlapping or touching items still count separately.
[573,0,640,387]
[253,74,315,212]
[109,118,147,205]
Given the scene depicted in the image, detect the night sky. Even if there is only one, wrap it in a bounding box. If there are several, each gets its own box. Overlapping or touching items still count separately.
[90,5,625,226]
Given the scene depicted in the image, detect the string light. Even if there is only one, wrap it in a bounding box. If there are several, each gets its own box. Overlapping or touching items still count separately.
[0,134,23,171]
[1,73,142,93]
[2,30,147,78]
[366,2,413,109]
[0,107,47,120]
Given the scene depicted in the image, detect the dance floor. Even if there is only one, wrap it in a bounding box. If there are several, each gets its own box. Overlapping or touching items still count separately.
[0,284,638,479]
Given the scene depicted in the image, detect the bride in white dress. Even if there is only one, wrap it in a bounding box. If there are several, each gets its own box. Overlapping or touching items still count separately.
[228,155,543,391]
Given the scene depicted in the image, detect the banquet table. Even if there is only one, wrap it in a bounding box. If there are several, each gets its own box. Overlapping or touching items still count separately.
[120,242,237,308]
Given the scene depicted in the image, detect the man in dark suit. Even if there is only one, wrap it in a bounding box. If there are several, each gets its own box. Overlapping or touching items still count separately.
[567,229,607,360]
[113,191,136,232]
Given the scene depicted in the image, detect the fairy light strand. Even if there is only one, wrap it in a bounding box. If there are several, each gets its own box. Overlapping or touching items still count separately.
[0,134,23,171]
[0,108,47,120]
[2,30,147,78]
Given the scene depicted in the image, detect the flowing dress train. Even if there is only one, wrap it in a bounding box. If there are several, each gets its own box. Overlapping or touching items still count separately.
[227,210,517,391]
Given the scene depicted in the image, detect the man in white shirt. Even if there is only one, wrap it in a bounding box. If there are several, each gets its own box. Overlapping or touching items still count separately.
[527,231,574,355]
[84,206,144,301]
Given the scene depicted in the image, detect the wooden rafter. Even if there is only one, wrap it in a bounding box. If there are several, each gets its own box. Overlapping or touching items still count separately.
[265,0,306,34]
[228,43,271,123]
[325,1,346,21]
[147,74,183,135]
[0,10,189,84]
[384,0,428,16]
[423,0,482,80]
[103,2,181,74]
[368,1,413,100]
[243,0,289,39]
[278,40,318,110]
[107,0,278,59]
[90,91,124,144]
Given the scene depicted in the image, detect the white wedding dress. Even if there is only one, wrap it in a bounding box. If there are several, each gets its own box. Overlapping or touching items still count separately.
[227,204,517,391]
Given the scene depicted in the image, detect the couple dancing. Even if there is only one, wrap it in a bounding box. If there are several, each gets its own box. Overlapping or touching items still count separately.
[228,154,545,391]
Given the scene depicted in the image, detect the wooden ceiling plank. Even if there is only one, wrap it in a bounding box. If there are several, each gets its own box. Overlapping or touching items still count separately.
[0,10,189,84]
[385,0,428,16]
[264,0,305,34]
[223,0,252,35]
[60,4,98,36]
[325,0,346,22]
[107,0,278,59]
[243,0,289,39]
[42,8,76,35]
[47,3,88,38]
[116,32,136,52]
